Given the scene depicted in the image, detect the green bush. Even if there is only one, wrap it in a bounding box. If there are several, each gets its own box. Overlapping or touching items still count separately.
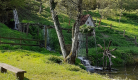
[48,55,63,64]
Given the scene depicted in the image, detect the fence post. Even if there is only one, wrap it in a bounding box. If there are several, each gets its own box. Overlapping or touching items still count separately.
[26,23,30,35]
[135,36,137,46]
[96,18,97,24]
[20,36,22,48]
[23,24,25,33]
[37,27,39,37]
[123,29,125,37]
[45,26,47,48]
[98,17,102,28]
[110,24,112,29]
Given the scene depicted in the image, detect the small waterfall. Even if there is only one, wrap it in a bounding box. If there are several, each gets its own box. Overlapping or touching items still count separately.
[46,28,52,51]
[93,29,97,54]
[43,26,53,51]
[13,9,20,30]
[77,32,103,72]
[77,32,86,57]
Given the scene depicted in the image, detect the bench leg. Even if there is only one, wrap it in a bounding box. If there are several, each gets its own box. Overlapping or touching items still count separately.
[16,72,24,80]
[1,67,7,73]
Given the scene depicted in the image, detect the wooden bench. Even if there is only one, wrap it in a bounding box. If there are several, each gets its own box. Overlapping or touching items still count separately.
[0,63,26,80]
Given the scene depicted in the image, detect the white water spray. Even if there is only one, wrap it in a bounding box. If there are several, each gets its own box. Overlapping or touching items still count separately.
[77,32,86,57]
[13,9,20,30]
[43,26,52,51]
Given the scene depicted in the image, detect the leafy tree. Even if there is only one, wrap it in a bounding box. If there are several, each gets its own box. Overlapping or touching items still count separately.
[49,0,138,64]
[49,0,82,64]
[35,0,48,14]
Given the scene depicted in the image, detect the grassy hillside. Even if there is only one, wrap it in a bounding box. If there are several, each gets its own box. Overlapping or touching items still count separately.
[83,10,138,66]
[0,23,112,80]
[0,47,109,80]
[0,0,138,79]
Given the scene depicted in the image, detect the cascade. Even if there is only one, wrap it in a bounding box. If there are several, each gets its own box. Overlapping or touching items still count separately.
[43,26,53,51]
[77,31,104,72]
[77,32,86,57]
[46,28,52,51]
[13,9,20,30]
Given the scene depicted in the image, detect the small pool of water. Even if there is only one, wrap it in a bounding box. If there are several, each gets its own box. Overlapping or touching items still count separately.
[101,66,138,80]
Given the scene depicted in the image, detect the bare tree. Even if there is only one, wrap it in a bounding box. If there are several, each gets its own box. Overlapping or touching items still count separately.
[49,0,68,59]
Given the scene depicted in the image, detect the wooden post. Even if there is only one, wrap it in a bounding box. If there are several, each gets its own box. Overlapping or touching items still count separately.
[96,18,97,24]
[37,27,39,37]
[109,57,112,71]
[20,37,22,48]
[106,56,107,68]
[26,23,30,35]
[135,36,137,46]
[21,24,23,32]
[1,67,7,73]
[45,26,47,48]
[23,24,25,33]
[37,27,40,45]
[16,72,24,80]
[98,17,102,28]
[103,55,105,70]
[17,23,21,32]
[123,30,125,37]
[110,24,112,29]
[76,41,79,57]
[86,35,88,58]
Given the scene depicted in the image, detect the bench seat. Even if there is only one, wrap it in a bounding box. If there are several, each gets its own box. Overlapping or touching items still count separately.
[0,63,26,80]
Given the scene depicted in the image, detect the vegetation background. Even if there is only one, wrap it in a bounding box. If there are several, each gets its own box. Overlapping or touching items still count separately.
[0,0,138,80]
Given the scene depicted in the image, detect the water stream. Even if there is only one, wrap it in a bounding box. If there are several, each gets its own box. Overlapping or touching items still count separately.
[13,9,20,30]
[43,26,54,51]
[78,56,138,80]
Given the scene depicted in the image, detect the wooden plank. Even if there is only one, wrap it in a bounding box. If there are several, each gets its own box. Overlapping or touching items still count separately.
[0,63,26,73]
[0,42,39,46]
[0,37,40,41]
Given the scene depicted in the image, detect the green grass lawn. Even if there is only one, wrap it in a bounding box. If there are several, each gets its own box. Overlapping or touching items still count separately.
[0,50,110,80]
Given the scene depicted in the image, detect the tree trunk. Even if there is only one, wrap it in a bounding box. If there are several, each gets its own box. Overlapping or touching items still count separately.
[72,26,75,38]
[119,10,122,24]
[66,0,82,64]
[50,0,68,59]
[39,2,42,14]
